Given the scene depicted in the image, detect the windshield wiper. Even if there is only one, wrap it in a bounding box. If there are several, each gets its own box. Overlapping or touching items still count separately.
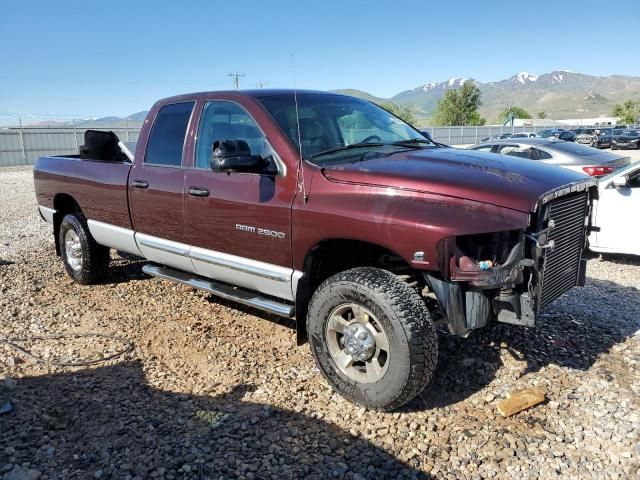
[390,139,433,147]
[310,142,385,158]
[393,138,451,148]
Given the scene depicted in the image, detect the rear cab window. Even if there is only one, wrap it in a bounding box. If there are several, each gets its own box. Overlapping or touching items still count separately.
[145,102,195,166]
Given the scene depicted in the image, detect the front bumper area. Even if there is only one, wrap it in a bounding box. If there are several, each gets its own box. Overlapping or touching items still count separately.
[425,179,597,337]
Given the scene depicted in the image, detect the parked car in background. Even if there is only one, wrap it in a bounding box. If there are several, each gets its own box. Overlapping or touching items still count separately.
[611,130,640,150]
[510,132,536,138]
[612,128,626,141]
[480,133,512,142]
[576,128,612,149]
[589,161,640,256]
[538,128,576,142]
[468,138,630,177]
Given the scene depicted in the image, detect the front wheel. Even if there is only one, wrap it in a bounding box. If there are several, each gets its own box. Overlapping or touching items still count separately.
[59,213,110,284]
[307,267,438,411]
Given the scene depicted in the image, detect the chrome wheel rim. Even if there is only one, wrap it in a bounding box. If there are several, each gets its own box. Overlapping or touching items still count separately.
[325,303,390,384]
[64,229,83,272]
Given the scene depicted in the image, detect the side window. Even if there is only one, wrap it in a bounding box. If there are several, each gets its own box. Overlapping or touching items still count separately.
[195,101,275,171]
[498,144,533,159]
[145,102,194,166]
[532,148,552,160]
[627,171,640,189]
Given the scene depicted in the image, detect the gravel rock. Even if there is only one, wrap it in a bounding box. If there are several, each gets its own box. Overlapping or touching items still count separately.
[0,166,639,479]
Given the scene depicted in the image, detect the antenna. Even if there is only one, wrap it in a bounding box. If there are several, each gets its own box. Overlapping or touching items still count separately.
[291,53,307,205]
[228,71,245,91]
[255,81,268,89]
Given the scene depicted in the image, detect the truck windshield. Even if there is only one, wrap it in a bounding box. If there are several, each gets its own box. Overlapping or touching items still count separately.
[256,93,429,164]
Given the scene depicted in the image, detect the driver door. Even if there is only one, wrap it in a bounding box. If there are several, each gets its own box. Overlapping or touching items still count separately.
[184,100,296,300]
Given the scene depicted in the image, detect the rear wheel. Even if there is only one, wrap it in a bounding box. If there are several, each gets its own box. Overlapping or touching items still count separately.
[307,267,438,411]
[59,213,110,284]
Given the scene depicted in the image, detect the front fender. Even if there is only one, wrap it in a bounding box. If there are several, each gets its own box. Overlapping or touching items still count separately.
[292,176,530,273]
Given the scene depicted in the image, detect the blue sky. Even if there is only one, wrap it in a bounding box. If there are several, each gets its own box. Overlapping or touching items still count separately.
[1,0,639,120]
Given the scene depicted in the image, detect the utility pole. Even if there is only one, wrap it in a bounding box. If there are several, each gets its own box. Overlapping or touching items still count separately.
[228,71,245,91]
[255,81,268,89]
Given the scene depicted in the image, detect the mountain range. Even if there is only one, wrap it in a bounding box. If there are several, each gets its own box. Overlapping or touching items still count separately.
[336,70,640,121]
[23,71,640,127]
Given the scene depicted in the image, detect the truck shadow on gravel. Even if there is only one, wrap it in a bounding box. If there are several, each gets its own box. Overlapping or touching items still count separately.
[1,361,431,479]
[408,276,640,411]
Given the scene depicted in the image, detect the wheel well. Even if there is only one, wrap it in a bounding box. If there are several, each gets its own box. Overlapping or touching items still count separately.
[295,239,416,344]
[52,194,82,255]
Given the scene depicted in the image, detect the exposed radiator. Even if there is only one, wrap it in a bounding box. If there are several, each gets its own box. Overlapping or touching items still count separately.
[540,192,588,307]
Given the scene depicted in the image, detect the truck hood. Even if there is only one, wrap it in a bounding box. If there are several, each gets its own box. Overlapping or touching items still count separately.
[321,147,587,213]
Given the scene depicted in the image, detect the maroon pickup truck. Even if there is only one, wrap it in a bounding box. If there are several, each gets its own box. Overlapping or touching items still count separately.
[34,90,597,410]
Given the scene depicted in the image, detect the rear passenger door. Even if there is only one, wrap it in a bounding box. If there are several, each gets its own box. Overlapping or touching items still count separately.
[129,101,196,272]
[184,100,296,300]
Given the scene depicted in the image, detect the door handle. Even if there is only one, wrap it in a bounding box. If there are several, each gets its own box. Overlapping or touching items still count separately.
[132,180,149,189]
[188,186,210,197]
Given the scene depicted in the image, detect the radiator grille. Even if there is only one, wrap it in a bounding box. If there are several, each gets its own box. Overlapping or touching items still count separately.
[540,192,588,307]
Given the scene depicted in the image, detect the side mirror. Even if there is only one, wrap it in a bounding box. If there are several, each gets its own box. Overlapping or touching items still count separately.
[612,176,628,189]
[211,140,266,173]
[420,130,433,141]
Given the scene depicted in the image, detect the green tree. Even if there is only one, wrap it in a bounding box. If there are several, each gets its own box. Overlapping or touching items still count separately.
[379,102,417,126]
[612,100,640,124]
[499,106,532,123]
[537,111,547,119]
[432,81,486,126]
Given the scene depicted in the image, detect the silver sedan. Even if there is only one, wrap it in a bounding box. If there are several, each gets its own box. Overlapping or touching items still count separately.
[468,138,630,177]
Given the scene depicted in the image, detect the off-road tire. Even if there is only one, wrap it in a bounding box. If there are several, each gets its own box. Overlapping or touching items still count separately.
[307,267,438,411]
[59,213,110,285]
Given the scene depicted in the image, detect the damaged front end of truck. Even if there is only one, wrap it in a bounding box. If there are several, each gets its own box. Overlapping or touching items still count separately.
[424,179,599,337]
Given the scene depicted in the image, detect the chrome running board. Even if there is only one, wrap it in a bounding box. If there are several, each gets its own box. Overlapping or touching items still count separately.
[142,264,295,318]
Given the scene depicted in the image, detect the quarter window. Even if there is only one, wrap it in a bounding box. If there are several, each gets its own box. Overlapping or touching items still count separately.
[532,148,552,160]
[498,144,533,159]
[145,102,195,166]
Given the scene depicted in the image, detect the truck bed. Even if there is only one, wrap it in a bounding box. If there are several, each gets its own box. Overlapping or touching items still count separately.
[34,155,133,231]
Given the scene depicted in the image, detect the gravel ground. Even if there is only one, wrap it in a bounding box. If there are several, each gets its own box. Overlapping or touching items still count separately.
[1,166,639,480]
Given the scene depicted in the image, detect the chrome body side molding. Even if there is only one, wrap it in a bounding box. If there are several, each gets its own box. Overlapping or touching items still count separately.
[87,220,142,257]
[131,230,301,301]
[190,246,297,301]
[135,233,197,274]
[142,264,295,317]
[38,206,56,225]
[85,221,303,302]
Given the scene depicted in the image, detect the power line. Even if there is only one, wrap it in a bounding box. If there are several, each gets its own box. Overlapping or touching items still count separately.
[228,71,246,91]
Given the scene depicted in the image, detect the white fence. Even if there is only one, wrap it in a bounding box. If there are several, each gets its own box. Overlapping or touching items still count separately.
[0,124,581,167]
[0,127,142,167]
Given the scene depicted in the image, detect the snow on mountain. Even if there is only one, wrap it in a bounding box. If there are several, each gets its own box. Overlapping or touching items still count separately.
[511,72,539,84]
[447,77,466,87]
[421,77,467,91]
